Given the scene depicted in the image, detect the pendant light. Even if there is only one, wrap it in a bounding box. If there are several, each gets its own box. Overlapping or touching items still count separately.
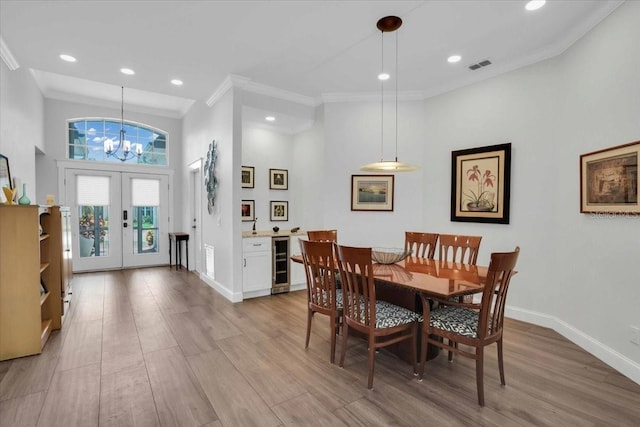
[360,16,419,173]
[104,86,143,162]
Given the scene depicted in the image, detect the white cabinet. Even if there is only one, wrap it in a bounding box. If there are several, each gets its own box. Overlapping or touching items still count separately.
[242,237,271,295]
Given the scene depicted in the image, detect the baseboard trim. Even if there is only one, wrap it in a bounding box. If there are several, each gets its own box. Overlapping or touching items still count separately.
[199,272,242,302]
[506,306,640,385]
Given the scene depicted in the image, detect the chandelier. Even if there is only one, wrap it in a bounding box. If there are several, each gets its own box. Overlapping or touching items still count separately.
[104,86,142,162]
[360,16,419,173]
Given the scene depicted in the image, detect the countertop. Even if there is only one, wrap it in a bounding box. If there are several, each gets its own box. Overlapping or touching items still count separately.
[242,229,306,238]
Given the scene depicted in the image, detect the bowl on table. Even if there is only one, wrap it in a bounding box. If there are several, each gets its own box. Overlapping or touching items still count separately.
[371,248,411,264]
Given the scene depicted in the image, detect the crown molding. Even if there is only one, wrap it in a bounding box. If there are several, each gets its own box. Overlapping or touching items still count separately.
[206,74,317,108]
[0,36,20,70]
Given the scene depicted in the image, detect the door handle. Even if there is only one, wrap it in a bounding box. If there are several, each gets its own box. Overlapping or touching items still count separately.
[244,258,246,267]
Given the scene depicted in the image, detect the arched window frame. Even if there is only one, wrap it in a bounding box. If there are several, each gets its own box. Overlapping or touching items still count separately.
[67,118,168,166]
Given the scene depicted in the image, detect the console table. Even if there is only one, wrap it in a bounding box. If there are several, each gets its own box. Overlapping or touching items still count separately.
[169,232,189,271]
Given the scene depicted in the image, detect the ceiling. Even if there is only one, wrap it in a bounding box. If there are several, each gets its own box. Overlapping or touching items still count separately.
[0,1,624,120]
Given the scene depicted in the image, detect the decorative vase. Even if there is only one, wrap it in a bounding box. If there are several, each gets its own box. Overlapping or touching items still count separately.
[18,183,30,205]
[2,187,17,205]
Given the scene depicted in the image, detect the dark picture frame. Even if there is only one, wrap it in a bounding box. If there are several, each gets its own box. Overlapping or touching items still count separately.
[269,168,288,190]
[0,153,12,204]
[241,200,255,222]
[241,166,254,188]
[451,143,511,224]
[270,200,288,221]
[580,141,639,214]
[351,175,394,211]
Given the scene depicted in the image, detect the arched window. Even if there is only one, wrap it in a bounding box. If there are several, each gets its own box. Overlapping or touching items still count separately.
[67,118,168,165]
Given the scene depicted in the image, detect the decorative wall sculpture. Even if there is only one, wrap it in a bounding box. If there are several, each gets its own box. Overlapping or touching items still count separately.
[204,141,218,214]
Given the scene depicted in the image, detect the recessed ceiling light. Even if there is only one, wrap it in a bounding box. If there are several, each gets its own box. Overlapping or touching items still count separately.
[120,68,135,75]
[378,73,390,81]
[447,55,461,63]
[265,116,276,122]
[525,0,546,11]
[59,54,77,63]
[171,79,183,86]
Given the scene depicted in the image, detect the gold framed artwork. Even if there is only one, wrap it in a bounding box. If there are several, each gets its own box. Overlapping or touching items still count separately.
[270,200,288,221]
[269,168,288,190]
[241,200,255,221]
[451,143,511,224]
[351,175,394,211]
[242,166,254,188]
[580,141,639,214]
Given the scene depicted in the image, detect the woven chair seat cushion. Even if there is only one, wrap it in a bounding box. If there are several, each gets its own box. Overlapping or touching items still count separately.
[424,306,480,338]
[318,291,343,310]
[356,300,420,329]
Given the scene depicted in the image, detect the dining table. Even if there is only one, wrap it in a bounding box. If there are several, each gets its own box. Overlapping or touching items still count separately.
[290,254,492,363]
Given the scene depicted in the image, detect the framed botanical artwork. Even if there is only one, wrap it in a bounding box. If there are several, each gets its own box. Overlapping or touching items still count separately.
[241,166,254,188]
[241,200,255,222]
[270,200,288,221]
[0,154,12,203]
[451,143,511,224]
[580,141,639,214]
[351,175,394,211]
[269,168,288,190]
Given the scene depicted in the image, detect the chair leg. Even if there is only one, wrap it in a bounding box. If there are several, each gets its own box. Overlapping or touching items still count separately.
[419,331,428,380]
[339,323,349,367]
[476,347,485,406]
[448,339,456,362]
[329,316,336,364]
[305,309,313,349]
[367,336,376,389]
[410,323,417,376]
[497,338,505,385]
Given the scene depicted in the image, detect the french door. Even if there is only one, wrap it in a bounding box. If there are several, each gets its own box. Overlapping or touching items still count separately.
[64,169,169,272]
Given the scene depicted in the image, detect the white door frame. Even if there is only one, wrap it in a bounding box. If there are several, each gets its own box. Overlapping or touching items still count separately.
[188,158,203,273]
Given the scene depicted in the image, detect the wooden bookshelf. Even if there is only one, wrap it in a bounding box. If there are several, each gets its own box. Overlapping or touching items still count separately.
[0,205,63,361]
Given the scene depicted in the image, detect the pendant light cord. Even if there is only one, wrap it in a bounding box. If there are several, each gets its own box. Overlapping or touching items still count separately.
[120,86,125,145]
[380,31,384,162]
[395,30,398,163]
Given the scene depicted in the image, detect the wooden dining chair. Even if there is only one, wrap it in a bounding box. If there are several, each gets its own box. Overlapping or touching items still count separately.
[335,244,420,389]
[307,229,338,242]
[418,246,520,406]
[299,239,343,363]
[405,232,438,258]
[438,234,482,265]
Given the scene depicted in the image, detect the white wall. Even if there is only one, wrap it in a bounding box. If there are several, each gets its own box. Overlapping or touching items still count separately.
[241,127,295,232]
[182,89,241,301]
[0,63,43,199]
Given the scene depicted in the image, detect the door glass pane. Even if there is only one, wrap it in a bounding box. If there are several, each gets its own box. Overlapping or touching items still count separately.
[78,206,110,257]
[132,206,159,254]
[76,175,110,258]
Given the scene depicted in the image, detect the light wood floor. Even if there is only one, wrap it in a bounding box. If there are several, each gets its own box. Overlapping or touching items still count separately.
[1,267,639,427]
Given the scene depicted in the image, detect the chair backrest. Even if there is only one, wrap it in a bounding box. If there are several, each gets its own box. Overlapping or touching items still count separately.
[477,247,520,340]
[335,244,376,330]
[307,229,338,242]
[438,234,482,265]
[299,239,340,312]
[405,232,438,258]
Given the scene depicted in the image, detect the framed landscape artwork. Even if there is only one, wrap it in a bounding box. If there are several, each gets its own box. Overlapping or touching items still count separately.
[241,200,255,222]
[269,168,288,190]
[270,201,288,221]
[351,175,394,211]
[241,166,254,188]
[451,143,511,224]
[580,141,639,214]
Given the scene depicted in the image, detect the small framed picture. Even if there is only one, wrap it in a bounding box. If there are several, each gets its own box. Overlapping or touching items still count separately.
[351,175,394,211]
[269,168,288,190]
[241,200,255,222]
[241,166,254,188]
[580,140,639,214]
[270,200,288,221]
